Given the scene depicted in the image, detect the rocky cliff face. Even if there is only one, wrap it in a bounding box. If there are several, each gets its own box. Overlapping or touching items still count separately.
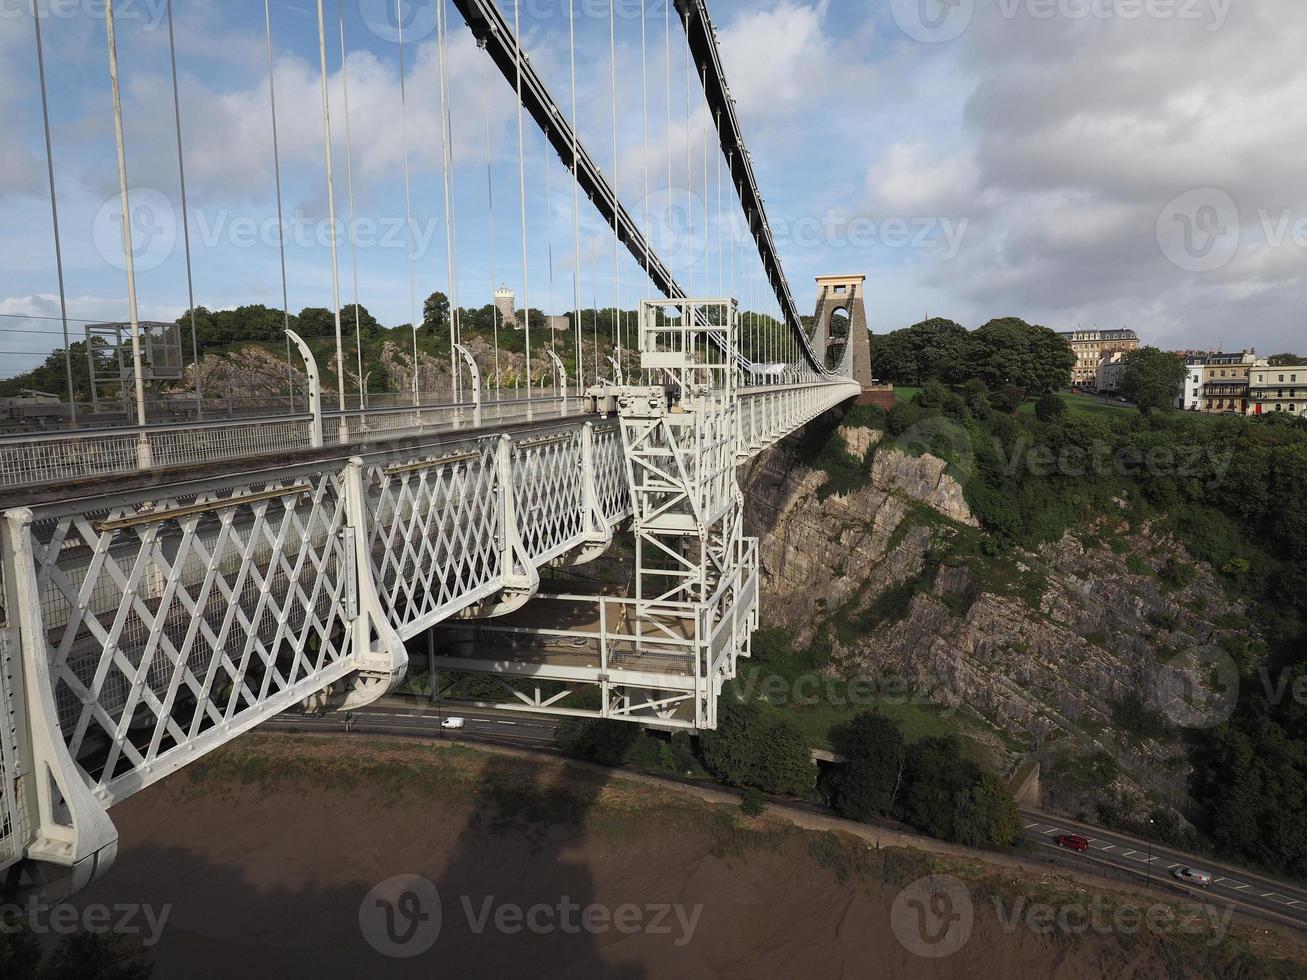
[741,416,1252,827]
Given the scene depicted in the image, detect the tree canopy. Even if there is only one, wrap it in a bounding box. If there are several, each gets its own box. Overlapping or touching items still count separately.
[870,316,1074,393]
[1120,346,1187,413]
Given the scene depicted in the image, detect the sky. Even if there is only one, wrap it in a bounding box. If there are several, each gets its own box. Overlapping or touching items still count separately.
[1,0,1304,378]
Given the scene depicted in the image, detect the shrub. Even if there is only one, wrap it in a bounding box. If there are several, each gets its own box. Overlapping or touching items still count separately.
[1159,557,1198,590]
[554,718,642,765]
[741,787,766,817]
[830,712,906,821]
[992,384,1026,414]
[1034,392,1067,422]
[701,698,815,796]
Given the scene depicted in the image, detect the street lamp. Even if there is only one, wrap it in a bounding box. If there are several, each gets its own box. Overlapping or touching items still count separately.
[1145,817,1155,891]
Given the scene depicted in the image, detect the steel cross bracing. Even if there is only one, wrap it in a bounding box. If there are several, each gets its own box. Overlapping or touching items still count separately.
[0,0,862,899]
[0,350,855,894]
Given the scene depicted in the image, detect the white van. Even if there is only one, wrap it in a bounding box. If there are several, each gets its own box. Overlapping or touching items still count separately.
[440,716,465,730]
[1173,867,1212,887]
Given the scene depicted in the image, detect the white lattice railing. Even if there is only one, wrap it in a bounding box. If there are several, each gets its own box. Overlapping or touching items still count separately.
[0,369,853,885]
[0,416,317,490]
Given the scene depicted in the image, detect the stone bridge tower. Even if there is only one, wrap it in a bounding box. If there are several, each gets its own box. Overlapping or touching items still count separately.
[813,274,893,408]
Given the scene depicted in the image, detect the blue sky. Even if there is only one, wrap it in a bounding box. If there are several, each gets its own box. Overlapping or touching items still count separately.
[2,0,1305,377]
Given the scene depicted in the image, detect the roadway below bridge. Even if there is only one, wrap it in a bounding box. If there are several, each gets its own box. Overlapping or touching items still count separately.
[263,696,1307,934]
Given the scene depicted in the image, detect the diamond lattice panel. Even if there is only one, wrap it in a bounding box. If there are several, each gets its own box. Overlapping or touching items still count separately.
[593,426,631,523]
[513,433,585,562]
[30,471,354,795]
[367,444,502,635]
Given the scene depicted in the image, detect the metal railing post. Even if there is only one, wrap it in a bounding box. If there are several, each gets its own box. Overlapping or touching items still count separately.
[340,457,408,708]
[1,507,118,896]
[286,330,324,448]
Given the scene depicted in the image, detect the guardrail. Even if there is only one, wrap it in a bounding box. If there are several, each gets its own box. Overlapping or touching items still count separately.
[0,392,579,492]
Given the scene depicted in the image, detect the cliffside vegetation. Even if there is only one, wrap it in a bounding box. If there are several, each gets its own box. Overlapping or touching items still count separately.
[845,372,1307,876]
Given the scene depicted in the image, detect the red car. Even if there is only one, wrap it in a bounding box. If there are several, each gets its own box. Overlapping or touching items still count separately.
[1055,834,1090,852]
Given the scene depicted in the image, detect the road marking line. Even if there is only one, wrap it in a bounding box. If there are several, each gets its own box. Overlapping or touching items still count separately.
[1025,823,1039,829]
[1041,828,1060,835]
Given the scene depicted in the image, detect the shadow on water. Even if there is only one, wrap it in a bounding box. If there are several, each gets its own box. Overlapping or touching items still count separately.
[55,744,647,979]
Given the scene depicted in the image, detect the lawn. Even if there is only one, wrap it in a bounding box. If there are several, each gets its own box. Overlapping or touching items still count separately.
[897,386,1134,419]
[1017,390,1137,419]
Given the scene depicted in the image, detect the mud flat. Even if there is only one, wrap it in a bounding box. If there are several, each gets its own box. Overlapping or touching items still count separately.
[72,735,1307,979]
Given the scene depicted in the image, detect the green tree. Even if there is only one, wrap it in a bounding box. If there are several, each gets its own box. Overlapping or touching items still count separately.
[869,330,918,385]
[295,306,336,339]
[0,339,110,400]
[992,383,1026,414]
[1268,353,1307,367]
[969,318,1075,393]
[1120,346,1186,414]
[1034,391,1067,422]
[869,318,969,385]
[554,717,642,765]
[701,697,814,796]
[900,735,1020,846]
[422,291,451,335]
[1,925,152,979]
[340,303,381,339]
[831,711,907,821]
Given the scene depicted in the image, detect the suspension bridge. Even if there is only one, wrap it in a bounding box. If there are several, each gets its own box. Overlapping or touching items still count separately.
[0,0,884,899]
